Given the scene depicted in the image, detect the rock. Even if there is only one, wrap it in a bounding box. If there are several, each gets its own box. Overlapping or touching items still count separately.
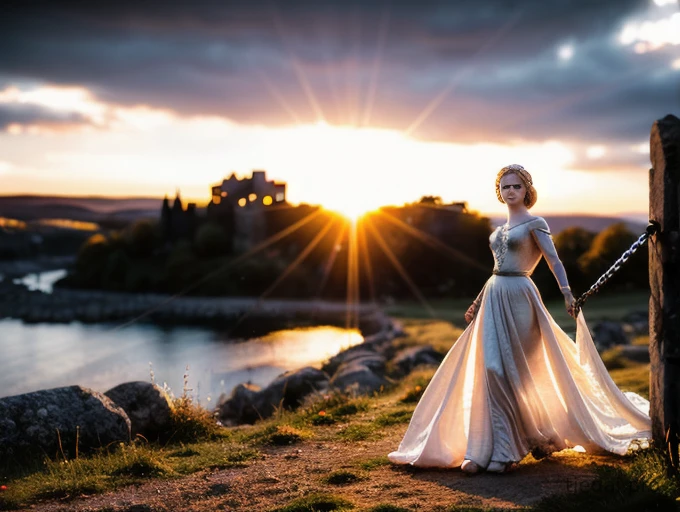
[330,362,387,394]
[619,345,650,363]
[322,348,385,376]
[592,321,630,350]
[105,381,173,441]
[216,383,262,426]
[257,366,330,413]
[216,367,329,425]
[0,386,130,459]
[621,310,649,336]
[391,345,444,376]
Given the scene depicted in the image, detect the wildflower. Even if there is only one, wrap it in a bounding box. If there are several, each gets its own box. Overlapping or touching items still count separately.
[0,485,7,491]
[415,386,422,392]
[318,411,326,416]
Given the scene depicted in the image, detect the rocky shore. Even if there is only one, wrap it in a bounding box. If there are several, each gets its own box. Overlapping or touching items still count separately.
[0,312,445,462]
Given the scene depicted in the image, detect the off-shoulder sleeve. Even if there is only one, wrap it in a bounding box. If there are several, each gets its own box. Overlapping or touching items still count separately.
[529,217,571,292]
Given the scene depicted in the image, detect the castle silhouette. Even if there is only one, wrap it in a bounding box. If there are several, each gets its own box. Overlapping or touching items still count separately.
[161,170,288,253]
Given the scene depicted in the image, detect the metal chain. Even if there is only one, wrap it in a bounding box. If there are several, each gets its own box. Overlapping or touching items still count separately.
[573,221,660,314]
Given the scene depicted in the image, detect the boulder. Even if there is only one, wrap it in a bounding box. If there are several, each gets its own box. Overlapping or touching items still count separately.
[258,366,330,412]
[216,382,262,426]
[330,362,387,394]
[105,381,173,441]
[322,348,386,376]
[0,386,130,459]
[621,311,649,336]
[592,321,630,351]
[391,345,443,376]
[216,367,329,425]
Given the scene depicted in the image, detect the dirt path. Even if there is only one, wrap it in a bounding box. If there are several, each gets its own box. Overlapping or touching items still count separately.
[24,424,620,512]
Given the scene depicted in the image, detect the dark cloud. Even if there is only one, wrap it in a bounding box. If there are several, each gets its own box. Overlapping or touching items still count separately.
[0,103,90,130]
[0,0,675,158]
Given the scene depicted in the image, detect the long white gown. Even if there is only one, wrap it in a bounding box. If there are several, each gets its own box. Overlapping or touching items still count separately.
[388,217,651,469]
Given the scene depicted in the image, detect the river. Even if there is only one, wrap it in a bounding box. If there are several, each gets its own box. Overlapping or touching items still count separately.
[0,270,364,402]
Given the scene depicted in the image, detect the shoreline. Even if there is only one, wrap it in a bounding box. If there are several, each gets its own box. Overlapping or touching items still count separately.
[0,281,389,336]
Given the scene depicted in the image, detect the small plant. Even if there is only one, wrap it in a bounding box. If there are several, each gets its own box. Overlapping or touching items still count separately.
[399,384,424,403]
[330,399,370,418]
[321,470,364,485]
[311,410,336,426]
[337,424,376,442]
[165,366,221,444]
[270,492,354,512]
[255,425,310,446]
[357,456,390,471]
[374,409,413,427]
[366,506,412,512]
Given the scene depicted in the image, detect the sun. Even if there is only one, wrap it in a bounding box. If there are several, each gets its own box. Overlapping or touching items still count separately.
[329,201,375,222]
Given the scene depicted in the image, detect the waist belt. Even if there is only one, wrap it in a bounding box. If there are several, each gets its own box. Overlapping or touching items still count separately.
[493,270,531,276]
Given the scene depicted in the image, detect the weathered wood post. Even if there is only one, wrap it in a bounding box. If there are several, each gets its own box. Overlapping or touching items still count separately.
[649,114,680,470]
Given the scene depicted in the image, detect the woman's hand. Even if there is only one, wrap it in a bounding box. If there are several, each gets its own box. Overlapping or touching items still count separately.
[465,301,479,324]
[563,290,576,319]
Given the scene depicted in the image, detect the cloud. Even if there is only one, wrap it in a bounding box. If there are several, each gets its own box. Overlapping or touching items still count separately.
[0,0,673,155]
[0,103,90,131]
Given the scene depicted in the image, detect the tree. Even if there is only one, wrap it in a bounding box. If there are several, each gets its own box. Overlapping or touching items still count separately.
[578,222,648,290]
[554,227,596,294]
[195,223,229,258]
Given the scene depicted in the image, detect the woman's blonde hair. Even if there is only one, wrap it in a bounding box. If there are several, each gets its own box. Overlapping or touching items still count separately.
[495,164,537,209]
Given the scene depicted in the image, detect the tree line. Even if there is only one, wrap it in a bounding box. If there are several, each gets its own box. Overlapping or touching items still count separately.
[58,203,648,301]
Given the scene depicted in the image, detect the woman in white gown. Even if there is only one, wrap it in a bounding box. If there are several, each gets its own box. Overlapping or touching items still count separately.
[387,164,651,474]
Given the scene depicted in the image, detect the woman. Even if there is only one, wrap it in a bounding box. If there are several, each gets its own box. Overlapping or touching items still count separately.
[387,164,651,474]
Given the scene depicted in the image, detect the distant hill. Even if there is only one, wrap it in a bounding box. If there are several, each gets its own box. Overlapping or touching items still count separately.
[0,195,163,223]
[488,214,648,235]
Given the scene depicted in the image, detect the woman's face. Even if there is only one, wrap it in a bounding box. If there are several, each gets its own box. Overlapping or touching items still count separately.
[499,173,526,206]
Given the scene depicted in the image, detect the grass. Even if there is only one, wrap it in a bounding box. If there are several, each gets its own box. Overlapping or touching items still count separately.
[356,456,390,471]
[337,424,378,442]
[610,365,651,399]
[320,470,365,485]
[0,440,260,509]
[269,493,354,511]
[364,506,413,512]
[374,409,413,427]
[533,449,679,512]
[241,424,312,446]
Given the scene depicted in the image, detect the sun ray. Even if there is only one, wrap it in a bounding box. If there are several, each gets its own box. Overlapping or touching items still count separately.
[110,208,324,331]
[345,6,363,126]
[404,9,523,137]
[315,221,348,298]
[361,1,391,127]
[226,216,338,335]
[314,6,345,125]
[345,218,361,329]
[358,218,377,306]
[271,6,327,123]
[377,209,490,273]
[364,216,436,318]
[258,71,303,125]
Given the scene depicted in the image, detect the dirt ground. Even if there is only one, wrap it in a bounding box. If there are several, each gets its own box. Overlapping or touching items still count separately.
[22,423,621,512]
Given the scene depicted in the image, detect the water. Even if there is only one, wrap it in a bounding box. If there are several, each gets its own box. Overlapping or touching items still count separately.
[0,320,363,401]
[12,269,67,293]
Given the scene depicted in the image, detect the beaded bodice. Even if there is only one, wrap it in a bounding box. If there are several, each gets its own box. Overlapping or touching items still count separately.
[489,217,551,275]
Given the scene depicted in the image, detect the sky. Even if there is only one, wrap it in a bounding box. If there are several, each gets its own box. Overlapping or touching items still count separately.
[0,0,678,218]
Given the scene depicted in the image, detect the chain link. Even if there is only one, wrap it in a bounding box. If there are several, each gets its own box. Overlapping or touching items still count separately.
[572,221,660,314]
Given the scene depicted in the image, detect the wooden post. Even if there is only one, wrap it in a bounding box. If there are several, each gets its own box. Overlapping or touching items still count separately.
[649,114,680,470]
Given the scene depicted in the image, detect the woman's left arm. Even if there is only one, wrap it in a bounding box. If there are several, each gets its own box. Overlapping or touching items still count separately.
[530,218,576,317]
